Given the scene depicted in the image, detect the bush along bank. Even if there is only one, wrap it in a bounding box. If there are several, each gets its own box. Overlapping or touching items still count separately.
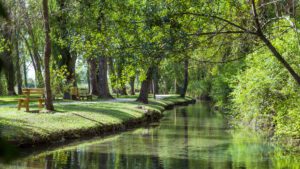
[229,35,300,151]
[0,96,195,148]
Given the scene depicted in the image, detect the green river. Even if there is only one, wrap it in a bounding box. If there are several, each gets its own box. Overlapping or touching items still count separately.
[2,102,300,169]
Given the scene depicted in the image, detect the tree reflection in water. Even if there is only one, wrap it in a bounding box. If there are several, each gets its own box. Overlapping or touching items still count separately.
[2,102,300,169]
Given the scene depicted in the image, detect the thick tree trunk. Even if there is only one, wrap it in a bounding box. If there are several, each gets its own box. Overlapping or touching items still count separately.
[43,0,54,111]
[88,58,99,95]
[259,34,300,85]
[121,87,127,95]
[63,53,77,99]
[4,60,16,96]
[136,66,154,104]
[180,59,189,97]
[98,56,113,99]
[129,76,135,95]
[2,25,16,95]
[63,51,77,87]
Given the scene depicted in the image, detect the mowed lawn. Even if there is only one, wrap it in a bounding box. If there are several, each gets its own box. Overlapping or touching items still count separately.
[0,96,193,145]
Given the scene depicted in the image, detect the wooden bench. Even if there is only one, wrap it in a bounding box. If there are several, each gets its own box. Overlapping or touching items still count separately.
[70,87,92,101]
[18,88,44,112]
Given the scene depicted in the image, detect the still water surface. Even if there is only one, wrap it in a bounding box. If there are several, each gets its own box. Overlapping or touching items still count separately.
[3,102,300,169]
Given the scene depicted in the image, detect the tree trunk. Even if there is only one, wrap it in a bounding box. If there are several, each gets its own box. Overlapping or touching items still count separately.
[22,35,43,87]
[2,24,16,95]
[63,53,77,99]
[15,31,22,95]
[4,59,16,96]
[152,66,159,94]
[250,0,300,86]
[61,50,77,88]
[87,62,90,93]
[88,58,99,95]
[152,80,156,99]
[129,76,135,95]
[98,56,113,99]
[120,86,127,95]
[33,49,44,88]
[174,78,178,94]
[108,58,117,93]
[136,66,154,104]
[180,59,189,97]
[23,60,28,88]
[258,34,300,85]
[43,0,54,111]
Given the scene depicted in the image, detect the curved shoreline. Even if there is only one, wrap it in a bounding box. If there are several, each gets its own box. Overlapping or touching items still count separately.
[10,97,196,148]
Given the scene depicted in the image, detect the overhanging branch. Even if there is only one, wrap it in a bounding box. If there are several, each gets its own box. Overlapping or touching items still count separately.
[174,12,256,34]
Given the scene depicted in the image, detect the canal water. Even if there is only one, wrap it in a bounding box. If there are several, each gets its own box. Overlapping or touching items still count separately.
[2,102,300,169]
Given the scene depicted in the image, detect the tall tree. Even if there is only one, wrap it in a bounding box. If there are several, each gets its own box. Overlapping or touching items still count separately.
[95,0,113,99]
[42,0,54,111]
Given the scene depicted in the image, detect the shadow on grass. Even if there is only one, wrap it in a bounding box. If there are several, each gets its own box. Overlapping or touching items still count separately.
[61,104,139,121]
[123,100,168,111]
[71,113,104,125]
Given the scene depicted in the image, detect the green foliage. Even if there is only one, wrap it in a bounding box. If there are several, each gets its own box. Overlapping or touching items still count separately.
[0,0,299,152]
[50,65,73,97]
[230,31,300,142]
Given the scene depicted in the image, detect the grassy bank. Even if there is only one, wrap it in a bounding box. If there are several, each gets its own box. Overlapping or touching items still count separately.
[0,96,194,147]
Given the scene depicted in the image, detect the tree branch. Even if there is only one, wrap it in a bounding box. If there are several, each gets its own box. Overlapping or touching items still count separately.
[251,0,262,33]
[187,31,256,36]
[175,12,256,34]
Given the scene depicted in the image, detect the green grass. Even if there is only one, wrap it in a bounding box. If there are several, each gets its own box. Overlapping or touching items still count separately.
[0,96,19,105]
[0,96,193,146]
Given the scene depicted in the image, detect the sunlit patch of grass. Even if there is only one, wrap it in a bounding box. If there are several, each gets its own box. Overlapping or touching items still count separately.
[0,96,193,146]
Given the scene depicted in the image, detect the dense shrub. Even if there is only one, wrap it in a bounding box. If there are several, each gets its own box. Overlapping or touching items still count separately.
[230,31,300,143]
